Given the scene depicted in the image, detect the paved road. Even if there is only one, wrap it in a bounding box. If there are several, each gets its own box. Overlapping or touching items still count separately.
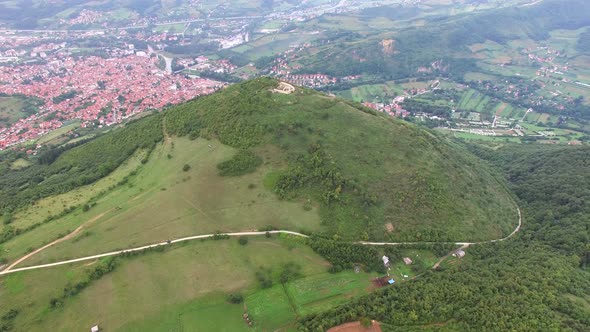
[0,207,521,276]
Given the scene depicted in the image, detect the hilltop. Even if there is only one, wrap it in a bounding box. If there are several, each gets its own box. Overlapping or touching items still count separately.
[163,78,517,242]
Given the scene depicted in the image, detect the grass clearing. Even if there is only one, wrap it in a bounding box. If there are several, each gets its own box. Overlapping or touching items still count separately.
[34,121,80,145]
[9,158,31,170]
[3,149,146,235]
[286,271,374,316]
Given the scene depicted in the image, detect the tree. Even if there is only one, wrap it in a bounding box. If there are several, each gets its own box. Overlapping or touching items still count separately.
[183,164,191,172]
[226,293,244,304]
[238,236,248,245]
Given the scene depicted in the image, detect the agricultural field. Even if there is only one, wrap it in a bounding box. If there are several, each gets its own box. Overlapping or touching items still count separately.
[34,121,81,146]
[232,32,319,60]
[336,81,402,102]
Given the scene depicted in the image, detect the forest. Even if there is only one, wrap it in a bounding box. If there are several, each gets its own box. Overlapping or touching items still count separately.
[299,144,590,331]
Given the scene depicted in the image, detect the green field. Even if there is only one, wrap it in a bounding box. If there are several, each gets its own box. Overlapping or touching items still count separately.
[4,137,322,266]
[34,121,81,145]
[337,81,402,102]
[0,96,38,128]
[286,271,374,316]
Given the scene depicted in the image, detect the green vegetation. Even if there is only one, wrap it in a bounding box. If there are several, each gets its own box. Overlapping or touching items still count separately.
[0,237,375,331]
[300,144,590,331]
[0,115,163,215]
[164,78,515,242]
[52,90,78,104]
[1,136,322,266]
[0,95,43,128]
[217,149,262,176]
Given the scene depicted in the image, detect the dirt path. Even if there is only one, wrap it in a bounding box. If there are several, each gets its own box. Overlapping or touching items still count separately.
[327,321,382,332]
[2,210,112,272]
[0,206,522,275]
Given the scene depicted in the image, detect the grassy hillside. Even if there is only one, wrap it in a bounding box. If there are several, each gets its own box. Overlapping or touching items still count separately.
[0,237,378,331]
[0,78,516,262]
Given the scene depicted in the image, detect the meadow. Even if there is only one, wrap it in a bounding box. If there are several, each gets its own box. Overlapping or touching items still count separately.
[3,136,322,267]
[0,237,378,331]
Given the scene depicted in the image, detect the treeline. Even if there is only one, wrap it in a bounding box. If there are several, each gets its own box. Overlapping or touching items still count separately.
[50,257,118,309]
[37,136,97,165]
[299,144,590,331]
[468,144,590,260]
[307,236,456,274]
[196,70,242,83]
[0,115,163,214]
[401,99,452,118]
[307,236,384,273]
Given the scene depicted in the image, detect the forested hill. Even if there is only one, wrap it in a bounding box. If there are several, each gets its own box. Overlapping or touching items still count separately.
[1,78,516,243]
[299,0,590,79]
[300,144,590,331]
[163,78,516,242]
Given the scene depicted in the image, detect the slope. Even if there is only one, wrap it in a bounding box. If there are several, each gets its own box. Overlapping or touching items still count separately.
[163,77,516,241]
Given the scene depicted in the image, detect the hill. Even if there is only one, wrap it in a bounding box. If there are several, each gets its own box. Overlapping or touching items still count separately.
[163,78,517,242]
[301,143,590,331]
[0,78,516,265]
[0,79,548,332]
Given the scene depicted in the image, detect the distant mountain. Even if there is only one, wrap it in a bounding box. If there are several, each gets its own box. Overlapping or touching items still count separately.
[295,0,590,79]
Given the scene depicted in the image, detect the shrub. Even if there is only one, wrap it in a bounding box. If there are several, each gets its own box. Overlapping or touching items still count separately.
[183,164,191,172]
[360,317,372,328]
[2,213,12,225]
[238,236,249,245]
[227,293,244,304]
[217,150,262,176]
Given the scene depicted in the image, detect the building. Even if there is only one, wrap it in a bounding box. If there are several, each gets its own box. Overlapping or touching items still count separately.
[403,257,413,265]
[453,249,466,258]
[382,255,390,267]
[90,325,99,332]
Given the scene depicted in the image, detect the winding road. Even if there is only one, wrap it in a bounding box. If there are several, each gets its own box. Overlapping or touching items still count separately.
[0,207,521,276]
